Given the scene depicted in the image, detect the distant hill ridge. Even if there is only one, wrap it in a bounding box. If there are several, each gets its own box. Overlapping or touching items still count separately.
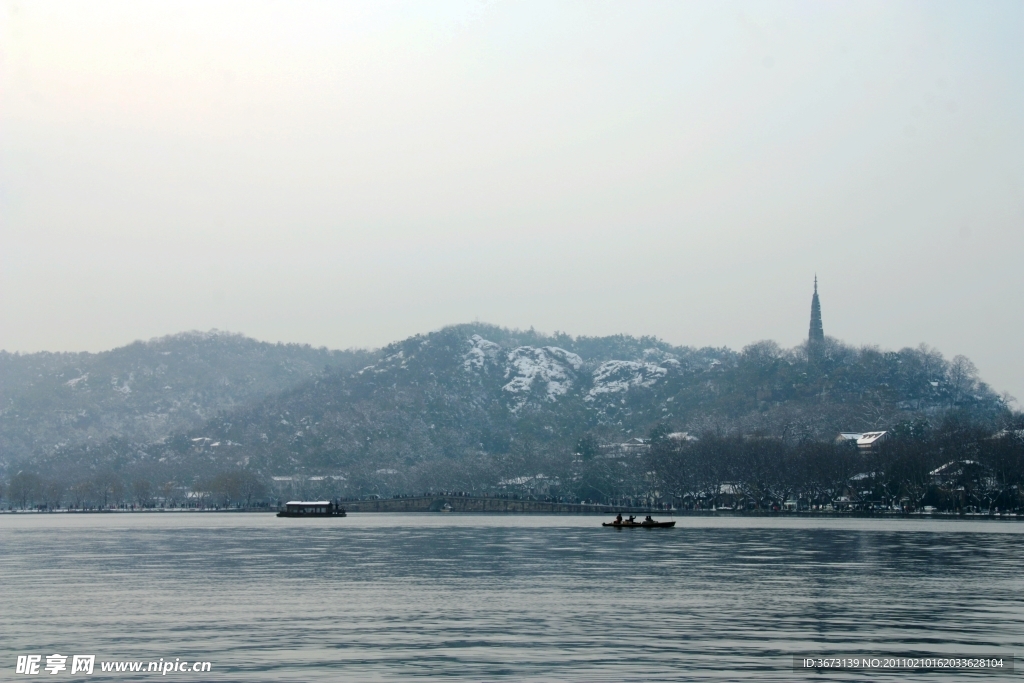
[13,323,1010,493]
[0,330,374,469]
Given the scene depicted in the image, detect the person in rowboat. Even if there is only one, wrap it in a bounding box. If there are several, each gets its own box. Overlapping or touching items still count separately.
[615,513,623,525]
[628,515,636,524]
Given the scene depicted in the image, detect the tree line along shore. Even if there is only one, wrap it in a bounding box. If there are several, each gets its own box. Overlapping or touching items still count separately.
[4,412,1023,516]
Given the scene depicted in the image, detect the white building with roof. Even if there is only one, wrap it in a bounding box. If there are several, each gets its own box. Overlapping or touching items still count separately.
[836,431,888,450]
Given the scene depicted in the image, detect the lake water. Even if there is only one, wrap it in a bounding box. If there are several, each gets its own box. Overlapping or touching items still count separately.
[1,513,1021,681]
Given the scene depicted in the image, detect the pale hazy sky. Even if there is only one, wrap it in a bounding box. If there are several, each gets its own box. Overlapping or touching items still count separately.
[2,1,1023,401]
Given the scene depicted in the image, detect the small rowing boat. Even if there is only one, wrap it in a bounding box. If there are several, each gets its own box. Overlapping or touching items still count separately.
[602,520,675,528]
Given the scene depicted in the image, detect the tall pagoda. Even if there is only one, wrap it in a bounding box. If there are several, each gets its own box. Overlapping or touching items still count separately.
[808,276,824,346]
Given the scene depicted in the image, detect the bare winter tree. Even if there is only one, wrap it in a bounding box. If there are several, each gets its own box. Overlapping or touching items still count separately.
[159,480,178,507]
[9,472,42,509]
[237,471,268,507]
[948,355,979,407]
[133,479,153,507]
[93,471,126,508]
[43,479,66,509]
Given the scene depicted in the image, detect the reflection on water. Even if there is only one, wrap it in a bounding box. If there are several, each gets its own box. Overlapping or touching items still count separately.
[1,514,1021,681]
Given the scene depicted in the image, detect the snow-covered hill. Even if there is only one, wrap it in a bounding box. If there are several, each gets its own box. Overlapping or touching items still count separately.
[0,331,373,468]
[12,323,1008,500]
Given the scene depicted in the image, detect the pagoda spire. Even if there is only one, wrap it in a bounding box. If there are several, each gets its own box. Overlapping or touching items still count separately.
[808,276,824,346]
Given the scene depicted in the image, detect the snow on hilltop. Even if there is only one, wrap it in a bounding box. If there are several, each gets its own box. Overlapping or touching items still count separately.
[463,335,670,408]
[463,334,502,371]
[587,360,667,400]
[502,346,583,406]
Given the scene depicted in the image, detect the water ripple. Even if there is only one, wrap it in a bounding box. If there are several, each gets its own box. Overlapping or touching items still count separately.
[1,514,1021,681]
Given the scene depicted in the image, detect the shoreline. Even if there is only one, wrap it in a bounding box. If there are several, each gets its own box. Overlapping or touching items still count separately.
[1,508,1020,520]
